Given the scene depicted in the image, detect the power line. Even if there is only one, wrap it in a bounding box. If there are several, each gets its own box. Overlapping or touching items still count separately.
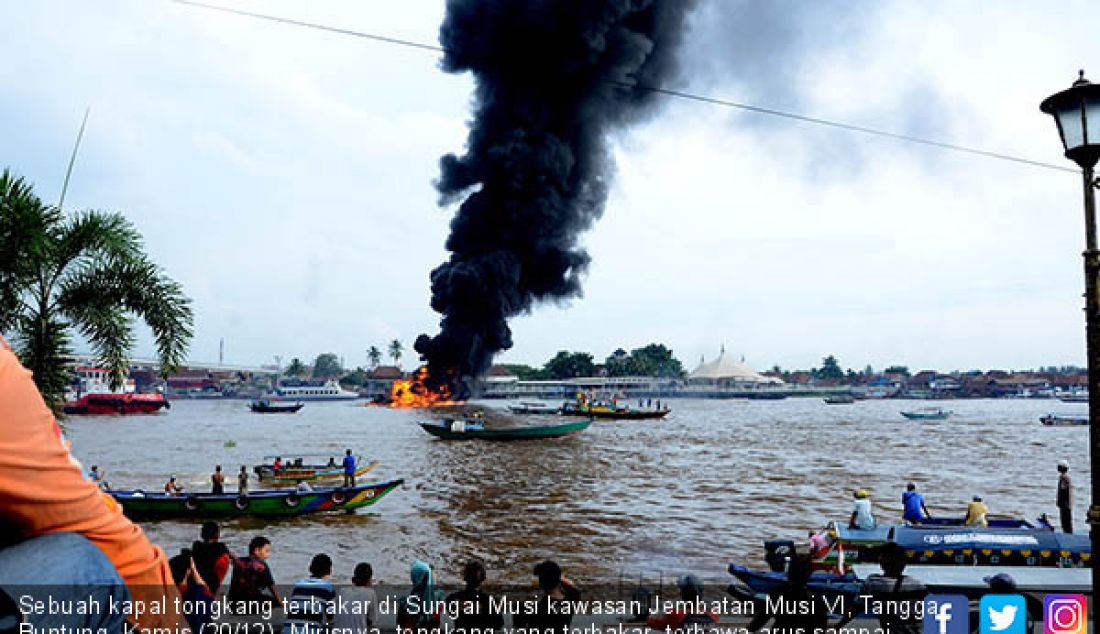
[170,0,1074,174]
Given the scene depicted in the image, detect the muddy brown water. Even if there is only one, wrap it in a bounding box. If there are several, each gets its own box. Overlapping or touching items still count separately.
[65,398,1087,588]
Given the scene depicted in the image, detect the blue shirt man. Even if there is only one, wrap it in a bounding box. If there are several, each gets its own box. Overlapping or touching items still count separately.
[342,450,356,487]
[902,483,930,523]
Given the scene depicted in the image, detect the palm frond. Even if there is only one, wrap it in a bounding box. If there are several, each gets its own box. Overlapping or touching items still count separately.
[12,310,73,407]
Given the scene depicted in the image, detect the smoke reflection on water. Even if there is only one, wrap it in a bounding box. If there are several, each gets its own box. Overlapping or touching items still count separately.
[65,398,1086,586]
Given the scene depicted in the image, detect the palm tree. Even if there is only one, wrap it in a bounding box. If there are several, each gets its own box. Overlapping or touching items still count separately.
[388,339,403,367]
[367,346,382,369]
[285,357,306,377]
[0,168,193,407]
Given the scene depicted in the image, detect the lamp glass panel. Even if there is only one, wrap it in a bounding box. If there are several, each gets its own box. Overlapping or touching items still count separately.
[1056,101,1084,150]
[1085,94,1100,146]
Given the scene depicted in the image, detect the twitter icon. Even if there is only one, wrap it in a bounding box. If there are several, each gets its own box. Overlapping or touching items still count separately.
[980,595,1027,634]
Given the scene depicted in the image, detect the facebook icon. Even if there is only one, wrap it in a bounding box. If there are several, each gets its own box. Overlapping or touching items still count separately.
[924,595,969,634]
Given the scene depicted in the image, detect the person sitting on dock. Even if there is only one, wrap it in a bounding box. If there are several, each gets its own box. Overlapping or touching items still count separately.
[282,553,336,634]
[164,476,185,496]
[964,495,988,527]
[227,536,280,610]
[901,483,931,524]
[211,465,225,495]
[849,489,876,530]
[295,479,313,493]
[342,449,356,488]
[0,335,184,631]
[397,560,447,634]
[646,573,717,632]
[445,560,504,634]
[833,542,926,634]
[191,522,232,594]
[238,465,249,494]
[513,560,581,634]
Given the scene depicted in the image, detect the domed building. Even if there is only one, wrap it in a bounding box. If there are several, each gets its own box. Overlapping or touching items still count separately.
[688,346,784,388]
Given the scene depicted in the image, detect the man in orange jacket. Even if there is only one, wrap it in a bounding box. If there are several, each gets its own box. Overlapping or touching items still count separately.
[0,337,182,630]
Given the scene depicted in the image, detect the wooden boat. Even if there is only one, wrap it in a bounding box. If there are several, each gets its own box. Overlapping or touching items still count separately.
[1041,414,1089,426]
[507,401,560,415]
[64,392,170,415]
[253,454,377,484]
[900,407,952,420]
[559,402,671,420]
[249,399,305,413]
[419,418,592,440]
[1060,393,1089,403]
[823,395,855,404]
[107,479,403,519]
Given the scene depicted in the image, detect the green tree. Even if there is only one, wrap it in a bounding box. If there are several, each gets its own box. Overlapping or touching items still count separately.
[312,353,342,378]
[388,339,403,366]
[815,355,844,380]
[542,351,595,379]
[0,168,192,407]
[629,343,684,378]
[500,363,546,380]
[340,366,368,387]
[285,357,307,377]
[604,348,632,377]
[367,345,382,369]
[884,365,911,377]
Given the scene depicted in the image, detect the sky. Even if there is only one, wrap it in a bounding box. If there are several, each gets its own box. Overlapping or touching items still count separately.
[2,0,1098,374]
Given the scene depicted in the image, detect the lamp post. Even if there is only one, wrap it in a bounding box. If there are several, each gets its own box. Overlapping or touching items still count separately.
[1040,70,1100,594]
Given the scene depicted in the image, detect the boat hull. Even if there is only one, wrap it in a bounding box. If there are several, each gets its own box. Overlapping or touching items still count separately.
[64,393,170,415]
[108,479,403,519]
[900,410,951,420]
[419,419,592,440]
[249,402,305,413]
[1041,415,1088,426]
[559,407,670,420]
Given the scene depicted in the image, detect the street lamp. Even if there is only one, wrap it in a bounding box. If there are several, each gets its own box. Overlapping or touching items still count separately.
[1040,70,1100,590]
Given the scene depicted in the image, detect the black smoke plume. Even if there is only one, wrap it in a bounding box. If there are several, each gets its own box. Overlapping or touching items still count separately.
[415,0,697,398]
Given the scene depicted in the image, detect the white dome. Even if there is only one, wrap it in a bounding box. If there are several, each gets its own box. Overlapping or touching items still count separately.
[690,348,783,384]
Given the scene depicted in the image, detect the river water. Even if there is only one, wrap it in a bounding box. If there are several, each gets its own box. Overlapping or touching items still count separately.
[65,397,1088,588]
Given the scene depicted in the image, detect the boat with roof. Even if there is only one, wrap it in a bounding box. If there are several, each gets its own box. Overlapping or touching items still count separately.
[249,399,305,413]
[268,379,359,401]
[63,366,169,415]
[253,454,377,484]
[1040,414,1088,426]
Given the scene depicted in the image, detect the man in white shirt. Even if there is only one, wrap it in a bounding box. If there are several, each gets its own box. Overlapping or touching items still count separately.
[849,489,876,530]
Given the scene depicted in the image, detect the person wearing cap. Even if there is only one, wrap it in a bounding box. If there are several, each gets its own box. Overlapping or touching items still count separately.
[964,495,988,527]
[849,489,876,530]
[164,476,185,496]
[513,560,581,634]
[647,574,718,631]
[1057,460,1073,533]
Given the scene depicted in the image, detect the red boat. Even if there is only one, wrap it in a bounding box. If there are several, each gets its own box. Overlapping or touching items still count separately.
[64,392,170,415]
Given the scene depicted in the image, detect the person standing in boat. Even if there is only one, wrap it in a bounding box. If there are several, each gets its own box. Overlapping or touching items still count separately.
[211,465,225,495]
[237,465,249,494]
[342,449,356,488]
[1057,460,1073,533]
[849,489,876,530]
[901,483,931,524]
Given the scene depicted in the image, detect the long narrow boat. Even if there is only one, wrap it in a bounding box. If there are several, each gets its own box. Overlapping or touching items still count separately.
[900,407,952,420]
[1040,414,1089,426]
[253,455,377,484]
[559,404,671,420]
[419,418,592,440]
[249,400,304,413]
[507,401,561,415]
[108,479,403,519]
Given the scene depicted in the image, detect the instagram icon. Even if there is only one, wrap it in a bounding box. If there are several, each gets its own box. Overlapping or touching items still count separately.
[1044,595,1087,634]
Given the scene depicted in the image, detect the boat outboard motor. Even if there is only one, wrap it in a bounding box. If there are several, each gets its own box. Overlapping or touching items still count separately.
[764,538,796,572]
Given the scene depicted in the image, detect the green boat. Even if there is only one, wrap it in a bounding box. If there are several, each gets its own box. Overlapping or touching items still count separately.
[108,479,403,519]
[419,418,592,440]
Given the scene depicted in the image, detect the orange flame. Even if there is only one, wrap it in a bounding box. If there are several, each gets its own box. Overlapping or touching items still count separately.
[387,366,462,408]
